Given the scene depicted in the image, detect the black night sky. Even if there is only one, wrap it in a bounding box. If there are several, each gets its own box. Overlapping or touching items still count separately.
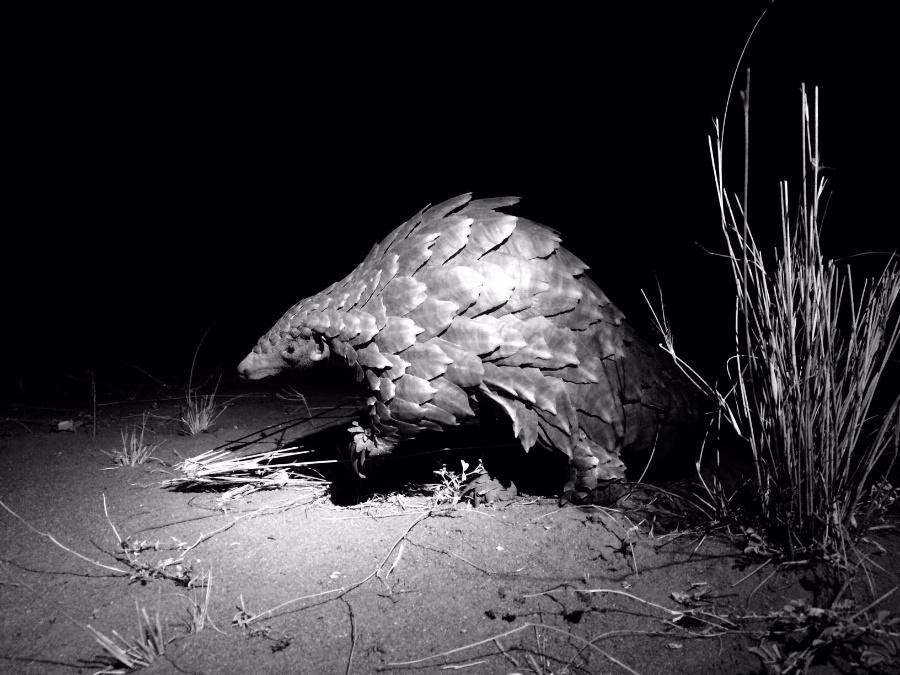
[4,2,896,404]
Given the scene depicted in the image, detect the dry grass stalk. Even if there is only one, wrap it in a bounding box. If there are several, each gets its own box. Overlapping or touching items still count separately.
[168,445,331,490]
[386,620,640,674]
[276,384,313,418]
[0,497,130,575]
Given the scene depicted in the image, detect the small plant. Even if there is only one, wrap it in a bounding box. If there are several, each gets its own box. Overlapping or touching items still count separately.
[749,593,899,673]
[181,375,226,435]
[180,570,225,635]
[181,332,225,435]
[104,413,162,467]
[88,602,166,673]
[429,459,476,505]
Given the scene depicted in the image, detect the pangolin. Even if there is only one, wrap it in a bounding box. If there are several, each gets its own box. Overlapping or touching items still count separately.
[237,194,700,502]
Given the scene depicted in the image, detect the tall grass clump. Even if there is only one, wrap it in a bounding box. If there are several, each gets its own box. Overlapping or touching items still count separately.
[708,84,899,559]
[656,83,899,561]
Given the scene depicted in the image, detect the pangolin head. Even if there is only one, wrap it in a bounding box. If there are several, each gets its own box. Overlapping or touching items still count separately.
[237,323,330,380]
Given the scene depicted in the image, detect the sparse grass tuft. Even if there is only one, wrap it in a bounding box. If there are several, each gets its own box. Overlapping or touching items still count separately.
[651,84,900,562]
[181,375,226,435]
[104,413,162,467]
[181,331,226,435]
[88,602,166,673]
[180,570,225,635]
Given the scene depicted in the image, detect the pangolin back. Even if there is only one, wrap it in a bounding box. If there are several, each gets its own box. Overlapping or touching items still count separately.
[238,194,699,498]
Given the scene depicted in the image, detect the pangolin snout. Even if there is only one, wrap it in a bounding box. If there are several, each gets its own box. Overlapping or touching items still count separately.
[236,353,258,380]
[237,352,282,380]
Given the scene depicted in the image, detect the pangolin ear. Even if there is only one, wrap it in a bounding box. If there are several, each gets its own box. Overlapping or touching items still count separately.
[309,338,330,362]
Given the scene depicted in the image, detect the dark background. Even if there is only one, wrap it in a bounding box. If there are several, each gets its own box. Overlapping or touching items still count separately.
[3,2,896,404]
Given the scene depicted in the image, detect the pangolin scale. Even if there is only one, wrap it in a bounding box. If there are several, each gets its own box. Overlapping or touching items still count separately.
[238,194,699,501]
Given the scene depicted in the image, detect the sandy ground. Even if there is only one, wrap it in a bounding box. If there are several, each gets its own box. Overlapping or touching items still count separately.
[1,389,898,674]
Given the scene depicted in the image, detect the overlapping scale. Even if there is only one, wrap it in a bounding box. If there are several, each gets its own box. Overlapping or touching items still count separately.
[304,312,329,334]
[464,261,515,317]
[402,342,454,380]
[550,247,590,276]
[421,192,473,224]
[442,316,504,356]
[374,253,400,296]
[479,252,551,312]
[394,374,437,405]
[321,308,345,338]
[419,403,457,426]
[357,269,382,308]
[356,343,392,369]
[374,316,422,354]
[417,266,483,310]
[381,209,425,255]
[406,297,459,340]
[422,216,472,267]
[362,294,388,331]
[349,312,379,346]
[465,196,521,212]
[331,289,352,311]
[396,232,439,276]
[389,397,430,424]
[338,311,363,342]
[430,377,475,418]
[430,338,485,388]
[534,408,576,457]
[480,364,539,406]
[380,277,428,316]
[517,317,580,369]
[458,213,517,260]
[500,218,561,259]
[378,376,396,402]
[380,352,410,380]
[343,279,369,309]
